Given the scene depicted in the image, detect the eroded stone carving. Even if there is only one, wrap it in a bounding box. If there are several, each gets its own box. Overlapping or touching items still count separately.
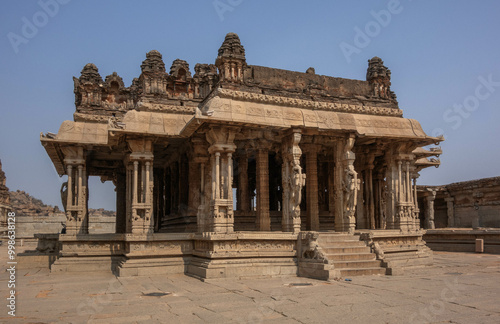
[367,57,397,101]
[282,130,305,233]
[302,232,326,261]
[216,89,403,117]
[343,164,360,219]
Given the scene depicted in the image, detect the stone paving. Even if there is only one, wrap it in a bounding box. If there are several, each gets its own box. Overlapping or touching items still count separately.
[1,244,500,323]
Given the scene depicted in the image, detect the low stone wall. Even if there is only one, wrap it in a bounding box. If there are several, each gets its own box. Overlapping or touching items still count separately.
[15,215,116,239]
[16,214,66,238]
[424,228,500,254]
[88,215,116,234]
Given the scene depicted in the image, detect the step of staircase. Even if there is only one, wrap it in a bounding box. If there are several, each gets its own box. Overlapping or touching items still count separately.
[327,252,376,261]
[318,240,367,248]
[318,234,362,243]
[323,246,371,254]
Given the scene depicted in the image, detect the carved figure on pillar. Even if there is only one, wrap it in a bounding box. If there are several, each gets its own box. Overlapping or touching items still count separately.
[60,182,68,213]
[281,129,304,233]
[339,135,359,234]
[380,183,388,229]
[291,164,306,219]
[343,164,360,230]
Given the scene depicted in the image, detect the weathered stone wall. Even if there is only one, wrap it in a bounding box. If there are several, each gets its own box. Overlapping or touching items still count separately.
[418,177,500,228]
[16,214,66,238]
[16,214,116,238]
[88,215,116,234]
[9,190,116,237]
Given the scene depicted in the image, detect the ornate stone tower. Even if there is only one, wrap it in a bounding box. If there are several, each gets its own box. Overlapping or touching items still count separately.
[215,32,246,83]
[73,63,103,108]
[366,57,397,101]
[140,50,168,95]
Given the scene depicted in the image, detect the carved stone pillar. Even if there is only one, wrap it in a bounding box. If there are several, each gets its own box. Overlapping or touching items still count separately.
[376,173,387,229]
[281,129,305,233]
[336,135,358,233]
[125,139,154,234]
[328,158,335,219]
[115,172,127,233]
[179,156,189,209]
[388,152,415,232]
[304,144,319,231]
[367,154,376,230]
[206,126,238,233]
[395,158,409,232]
[190,137,209,233]
[355,167,365,229]
[188,161,200,213]
[61,146,88,235]
[424,190,436,229]
[445,196,455,228]
[256,144,271,231]
[237,154,250,212]
[411,172,420,230]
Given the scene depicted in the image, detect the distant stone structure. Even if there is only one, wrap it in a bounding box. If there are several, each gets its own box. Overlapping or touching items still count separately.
[9,190,116,238]
[418,177,500,229]
[0,159,12,228]
[37,33,443,279]
[419,177,500,254]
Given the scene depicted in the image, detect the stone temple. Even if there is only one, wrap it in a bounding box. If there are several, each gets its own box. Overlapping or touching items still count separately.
[39,33,443,279]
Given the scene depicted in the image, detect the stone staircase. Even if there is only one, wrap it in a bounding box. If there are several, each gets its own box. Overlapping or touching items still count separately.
[298,232,387,280]
[317,233,387,277]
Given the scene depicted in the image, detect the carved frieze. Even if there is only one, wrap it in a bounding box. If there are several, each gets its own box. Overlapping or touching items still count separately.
[216,89,403,117]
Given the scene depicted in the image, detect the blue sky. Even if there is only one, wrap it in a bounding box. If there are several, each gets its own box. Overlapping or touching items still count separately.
[1,0,499,211]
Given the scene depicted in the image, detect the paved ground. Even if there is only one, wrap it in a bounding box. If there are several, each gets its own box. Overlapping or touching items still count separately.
[1,244,500,324]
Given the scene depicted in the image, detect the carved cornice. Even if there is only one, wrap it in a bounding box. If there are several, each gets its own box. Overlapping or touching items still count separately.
[215,88,403,117]
[137,101,196,114]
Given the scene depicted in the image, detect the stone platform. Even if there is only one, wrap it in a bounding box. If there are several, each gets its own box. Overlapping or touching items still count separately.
[18,230,432,281]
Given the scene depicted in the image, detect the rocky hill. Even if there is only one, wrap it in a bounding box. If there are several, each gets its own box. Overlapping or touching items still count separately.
[0,159,9,207]
[9,190,116,218]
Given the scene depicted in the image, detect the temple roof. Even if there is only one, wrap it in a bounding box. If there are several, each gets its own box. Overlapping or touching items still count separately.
[41,32,443,176]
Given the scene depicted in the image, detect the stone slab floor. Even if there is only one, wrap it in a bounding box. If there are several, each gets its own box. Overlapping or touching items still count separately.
[1,246,499,323]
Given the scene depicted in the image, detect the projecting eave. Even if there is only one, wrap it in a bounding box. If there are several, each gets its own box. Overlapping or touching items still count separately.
[415,157,441,170]
[40,120,110,176]
[413,146,443,157]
